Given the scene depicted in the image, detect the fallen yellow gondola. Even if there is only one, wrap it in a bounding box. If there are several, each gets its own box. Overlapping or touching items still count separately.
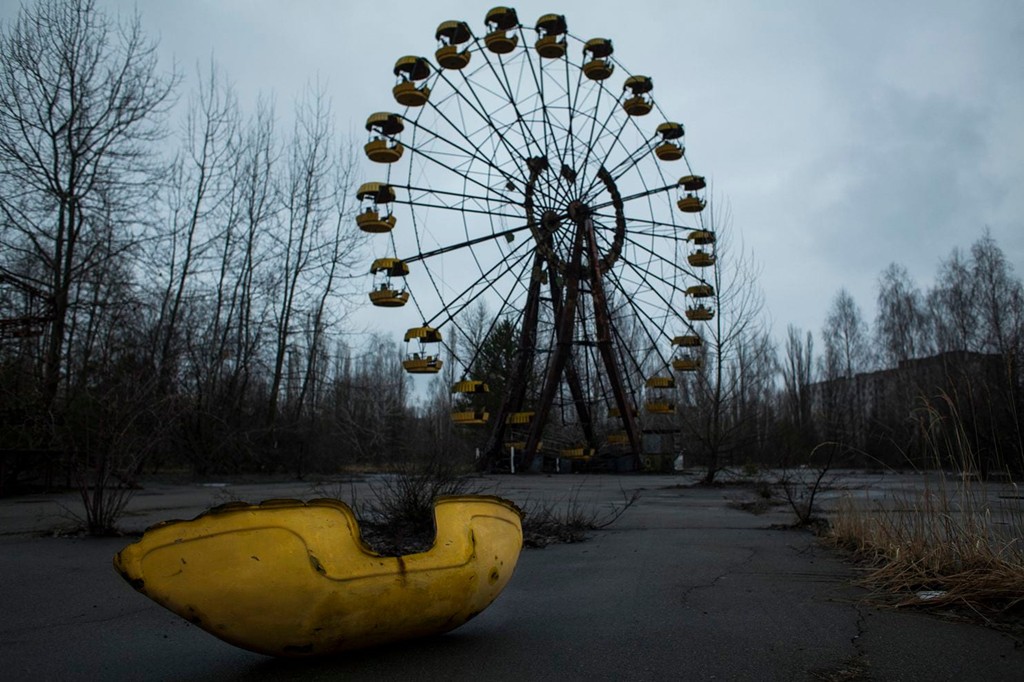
[114,496,523,657]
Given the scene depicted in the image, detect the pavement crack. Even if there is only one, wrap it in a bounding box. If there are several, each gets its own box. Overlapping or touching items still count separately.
[679,547,757,607]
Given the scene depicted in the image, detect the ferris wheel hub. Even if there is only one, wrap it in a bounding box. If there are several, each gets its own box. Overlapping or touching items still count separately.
[567,200,591,222]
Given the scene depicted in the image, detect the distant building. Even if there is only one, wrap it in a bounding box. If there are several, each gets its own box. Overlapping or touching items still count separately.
[807,350,1020,474]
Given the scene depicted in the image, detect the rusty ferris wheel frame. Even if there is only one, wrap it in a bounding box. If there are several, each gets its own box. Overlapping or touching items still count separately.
[357,8,717,471]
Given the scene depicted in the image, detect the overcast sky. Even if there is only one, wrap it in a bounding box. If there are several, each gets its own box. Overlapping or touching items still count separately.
[4,0,1023,345]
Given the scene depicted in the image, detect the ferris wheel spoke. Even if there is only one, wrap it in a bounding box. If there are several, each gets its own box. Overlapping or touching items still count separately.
[470,37,547,163]
[603,269,675,365]
[393,197,523,221]
[517,32,561,173]
[602,133,664,185]
[400,120,526,197]
[421,72,533,185]
[423,235,535,327]
[621,231,703,281]
[400,219,534,264]
[401,183,521,210]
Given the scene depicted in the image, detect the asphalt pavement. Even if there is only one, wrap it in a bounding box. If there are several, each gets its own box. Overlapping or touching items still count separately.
[1,474,1021,680]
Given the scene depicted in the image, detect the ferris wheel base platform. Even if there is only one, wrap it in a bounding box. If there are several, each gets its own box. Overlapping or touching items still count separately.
[113,496,523,657]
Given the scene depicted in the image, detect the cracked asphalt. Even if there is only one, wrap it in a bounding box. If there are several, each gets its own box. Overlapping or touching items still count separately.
[1,474,1022,680]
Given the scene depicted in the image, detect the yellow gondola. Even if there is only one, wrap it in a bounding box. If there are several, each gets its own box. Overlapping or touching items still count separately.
[356,182,396,204]
[506,411,535,425]
[485,6,519,54]
[622,75,654,116]
[534,14,567,58]
[687,230,716,245]
[677,194,706,213]
[364,112,405,164]
[369,258,410,308]
[369,287,409,308]
[672,357,702,372]
[393,56,431,107]
[655,142,683,161]
[686,305,715,321]
[686,284,714,298]
[623,96,652,116]
[403,325,443,374]
[356,208,396,234]
[672,334,702,348]
[451,409,490,425]
[113,496,523,657]
[560,447,596,459]
[452,379,489,394]
[645,375,675,389]
[645,401,676,414]
[688,250,717,268]
[436,20,472,69]
[485,30,518,54]
[393,81,430,107]
[403,355,443,374]
[394,55,431,81]
[364,139,404,163]
[658,122,684,140]
[436,44,472,69]
[370,258,409,277]
[486,6,519,29]
[678,174,707,191]
[582,38,614,80]
[656,122,684,159]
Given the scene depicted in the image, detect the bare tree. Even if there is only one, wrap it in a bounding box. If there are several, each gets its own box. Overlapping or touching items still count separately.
[266,85,362,427]
[821,288,871,380]
[0,0,177,412]
[875,262,929,366]
[679,197,771,483]
[927,247,978,353]
[817,288,871,450]
[153,61,239,396]
[780,324,815,450]
[970,229,1024,359]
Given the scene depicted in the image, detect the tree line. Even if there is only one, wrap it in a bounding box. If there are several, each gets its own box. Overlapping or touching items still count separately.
[1,1,1020,498]
[0,0,448,496]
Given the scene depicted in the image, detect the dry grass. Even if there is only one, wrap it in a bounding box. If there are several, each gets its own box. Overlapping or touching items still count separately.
[519,484,640,548]
[827,396,1024,617]
[831,485,1024,612]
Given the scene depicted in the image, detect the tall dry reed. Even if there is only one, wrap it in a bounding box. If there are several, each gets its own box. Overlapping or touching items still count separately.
[829,395,1024,612]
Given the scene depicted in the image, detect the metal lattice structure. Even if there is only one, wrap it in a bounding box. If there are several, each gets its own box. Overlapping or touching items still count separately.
[358,8,717,471]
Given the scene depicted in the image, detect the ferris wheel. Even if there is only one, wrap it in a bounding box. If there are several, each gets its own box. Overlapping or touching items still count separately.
[357,7,717,470]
